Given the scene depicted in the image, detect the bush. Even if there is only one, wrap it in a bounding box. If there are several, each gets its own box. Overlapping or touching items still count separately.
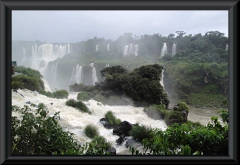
[84,124,99,139]
[85,136,112,155]
[105,111,121,126]
[11,105,82,155]
[129,124,154,141]
[14,66,42,78]
[66,99,91,114]
[164,111,185,126]
[77,92,91,101]
[12,75,44,92]
[53,90,69,99]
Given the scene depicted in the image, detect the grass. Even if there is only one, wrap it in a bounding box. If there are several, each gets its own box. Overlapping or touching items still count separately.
[66,99,91,114]
[84,124,99,139]
[104,111,121,126]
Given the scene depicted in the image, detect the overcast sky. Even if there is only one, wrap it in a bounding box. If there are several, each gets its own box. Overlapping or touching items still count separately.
[12,10,228,43]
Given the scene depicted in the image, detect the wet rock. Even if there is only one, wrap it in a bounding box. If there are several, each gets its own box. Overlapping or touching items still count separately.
[107,147,116,155]
[113,121,133,136]
[26,101,31,104]
[99,118,114,129]
[116,135,125,145]
[20,93,24,98]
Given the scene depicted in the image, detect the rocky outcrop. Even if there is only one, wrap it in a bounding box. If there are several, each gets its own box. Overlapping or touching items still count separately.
[99,118,114,129]
[113,121,133,136]
[107,147,116,155]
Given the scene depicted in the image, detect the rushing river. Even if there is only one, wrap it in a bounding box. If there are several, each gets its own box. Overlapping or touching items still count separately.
[11,76,226,155]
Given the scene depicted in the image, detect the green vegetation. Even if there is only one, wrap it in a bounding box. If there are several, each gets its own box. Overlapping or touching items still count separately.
[130,113,228,155]
[14,66,42,78]
[77,92,91,101]
[129,124,154,141]
[11,104,82,155]
[65,99,91,114]
[85,136,112,155]
[104,111,121,126]
[99,64,169,107]
[84,124,99,139]
[11,105,113,155]
[12,74,44,92]
[39,89,69,99]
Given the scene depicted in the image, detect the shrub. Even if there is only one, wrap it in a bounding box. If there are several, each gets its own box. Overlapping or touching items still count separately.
[164,111,185,126]
[84,124,99,139]
[77,92,91,101]
[66,99,91,114]
[53,90,69,99]
[129,124,154,141]
[12,75,44,91]
[85,136,112,155]
[11,105,82,155]
[105,111,121,126]
[14,66,42,78]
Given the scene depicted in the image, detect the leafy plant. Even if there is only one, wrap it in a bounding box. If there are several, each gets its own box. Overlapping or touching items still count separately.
[84,124,99,139]
[104,111,121,126]
[65,99,91,114]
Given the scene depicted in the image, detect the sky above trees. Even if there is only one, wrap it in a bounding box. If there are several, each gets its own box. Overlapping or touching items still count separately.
[12,10,228,43]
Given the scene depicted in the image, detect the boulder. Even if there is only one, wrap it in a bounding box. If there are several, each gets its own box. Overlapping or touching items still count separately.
[116,135,125,145]
[113,121,133,136]
[99,118,114,129]
[107,147,116,155]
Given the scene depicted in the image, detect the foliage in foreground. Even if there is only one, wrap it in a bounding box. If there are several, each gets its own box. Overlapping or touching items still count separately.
[65,99,91,114]
[129,124,154,141]
[11,104,112,155]
[130,116,228,155]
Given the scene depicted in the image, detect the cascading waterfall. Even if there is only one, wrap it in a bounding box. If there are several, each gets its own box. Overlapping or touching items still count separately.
[92,66,98,86]
[128,44,133,55]
[123,45,129,56]
[134,44,139,56]
[161,43,167,57]
[12,89,167,155]
[69,64,83,86]
[50,63,58,90]
[96,45,99,51]
[160,69,165,91]
[21,47,27,64]
[172,44,176,56]
[107,44,110,51]
[225,43,228,51]
[105,64,110,67]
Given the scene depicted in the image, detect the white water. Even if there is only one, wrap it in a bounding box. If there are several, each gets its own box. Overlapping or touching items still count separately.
[160,70,165,91]
[96,45,99,51]
[172,44,176,56]
[21,47,27,65]
[123,45,129,56]
[225,44,228,51]
[12,89,167,155]
[69,64,83,86]
[161,43,167,57]
[92,67,98,86]
[134,44,139,56]
[107,44,110,51]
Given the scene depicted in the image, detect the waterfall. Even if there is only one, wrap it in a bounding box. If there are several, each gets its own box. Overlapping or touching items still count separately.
[160,69,165,91]
[161,43,167,57]
[37,44,54,58]
[123,45,129,56]
[107,44,110,51]
[134,44,139,56]
[225,44,228,51]
[49,63,58,90]
[128,44,133,55]
[92,66,98,86]
[21,47,27,64]
[96,45,99,51]
[69,64,83,86]
[105,64,109,68]
[172,44,176,56]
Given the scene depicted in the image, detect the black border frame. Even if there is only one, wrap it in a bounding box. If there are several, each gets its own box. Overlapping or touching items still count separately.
[0,0,239,164]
